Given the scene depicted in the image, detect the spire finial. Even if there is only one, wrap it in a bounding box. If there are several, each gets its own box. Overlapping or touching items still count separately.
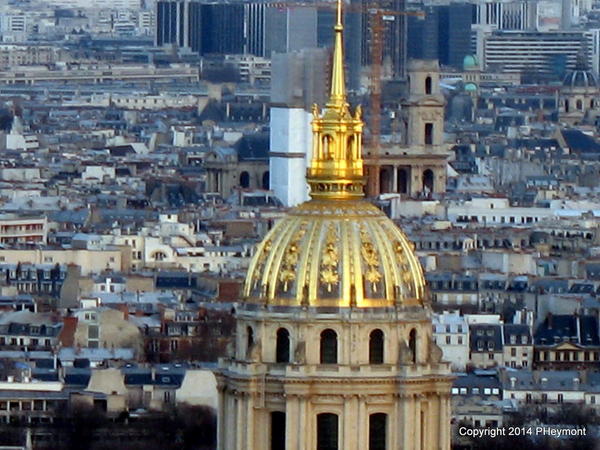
[329,0,346,106]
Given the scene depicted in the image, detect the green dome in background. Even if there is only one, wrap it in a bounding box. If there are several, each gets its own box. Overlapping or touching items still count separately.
[464,82,478,92]
[463,55,479,70]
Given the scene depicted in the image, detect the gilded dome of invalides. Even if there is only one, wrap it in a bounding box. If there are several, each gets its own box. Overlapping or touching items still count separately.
[243,5,426,308]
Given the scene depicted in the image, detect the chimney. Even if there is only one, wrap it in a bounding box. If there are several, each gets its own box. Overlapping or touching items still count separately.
[116,303,129,320]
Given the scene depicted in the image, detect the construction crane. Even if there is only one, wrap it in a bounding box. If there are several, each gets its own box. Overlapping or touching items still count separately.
[365,5,424,197]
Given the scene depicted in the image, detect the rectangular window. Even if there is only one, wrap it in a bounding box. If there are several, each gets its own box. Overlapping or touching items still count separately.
[317,413,338,450]
[88,325,99,339]
[271,411,286,450]
[446,336,451,345]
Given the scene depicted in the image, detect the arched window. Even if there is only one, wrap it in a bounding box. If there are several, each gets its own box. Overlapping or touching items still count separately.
[577,99,583,110]
[425,76,432,95]
[262,171,270,189]
[424,123,433,145]
[346,136,355,159]
[247,326,254,355]
[276,328,290,363]
[397,168,408,194]
[369,413,387,450]
[320,329,337,364]
[369,329,384,364]
[317,413,338,450]
[322,135,334,160]
[409,328,417,364]
[239,171,250,188]
[422,169,434,193]
[271,411,286,450]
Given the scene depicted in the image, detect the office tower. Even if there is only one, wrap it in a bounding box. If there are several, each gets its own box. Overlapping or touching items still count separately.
[407,5,439,61]
[264,5,318,55]
[438,3,474,69]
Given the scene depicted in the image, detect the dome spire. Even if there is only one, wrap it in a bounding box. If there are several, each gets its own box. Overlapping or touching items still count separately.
[307,0,365,200]
[329,0,346,106]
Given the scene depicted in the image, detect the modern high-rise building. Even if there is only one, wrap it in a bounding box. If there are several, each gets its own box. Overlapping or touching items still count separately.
[264,6,318,55]
[156,0,248,54]
[360,0,407,79]
[199,3,246,55]
[472,0,537,31]
[438,3,473,69]
[155,0,187,48]
[407,5,439,61]
[483,30,599,77]
[407,3,472,70]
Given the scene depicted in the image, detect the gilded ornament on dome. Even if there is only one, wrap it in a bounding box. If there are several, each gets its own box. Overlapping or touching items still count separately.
[279,269,296,292]
[278,226,307,293]
[394,241,404,255]
[251,239,272,289]
[361,243,379,267]
[365,268,382,285]
[319,224,340,291]
[320,268,339,292]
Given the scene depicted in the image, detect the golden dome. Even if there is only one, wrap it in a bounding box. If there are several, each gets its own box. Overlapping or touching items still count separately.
[243,199,426,307]
[243,0,426,308]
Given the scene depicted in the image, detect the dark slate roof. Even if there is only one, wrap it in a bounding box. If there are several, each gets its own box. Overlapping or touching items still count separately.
[106,145,136,157]
[569,283,595,294]
[562,129,600,154]
[155,272,196,289]
[48,209,89,225]
[534,314,600,346]
[123,370,153,386]
[454,373,502,390]
[31,368,59,382]
[63,368,91,386]
[503,324,532,345]
[529,279,569,294]
[235,133,269,161]
[470,324,503,352]
[34,359,55,369]
[153,366,186,386]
